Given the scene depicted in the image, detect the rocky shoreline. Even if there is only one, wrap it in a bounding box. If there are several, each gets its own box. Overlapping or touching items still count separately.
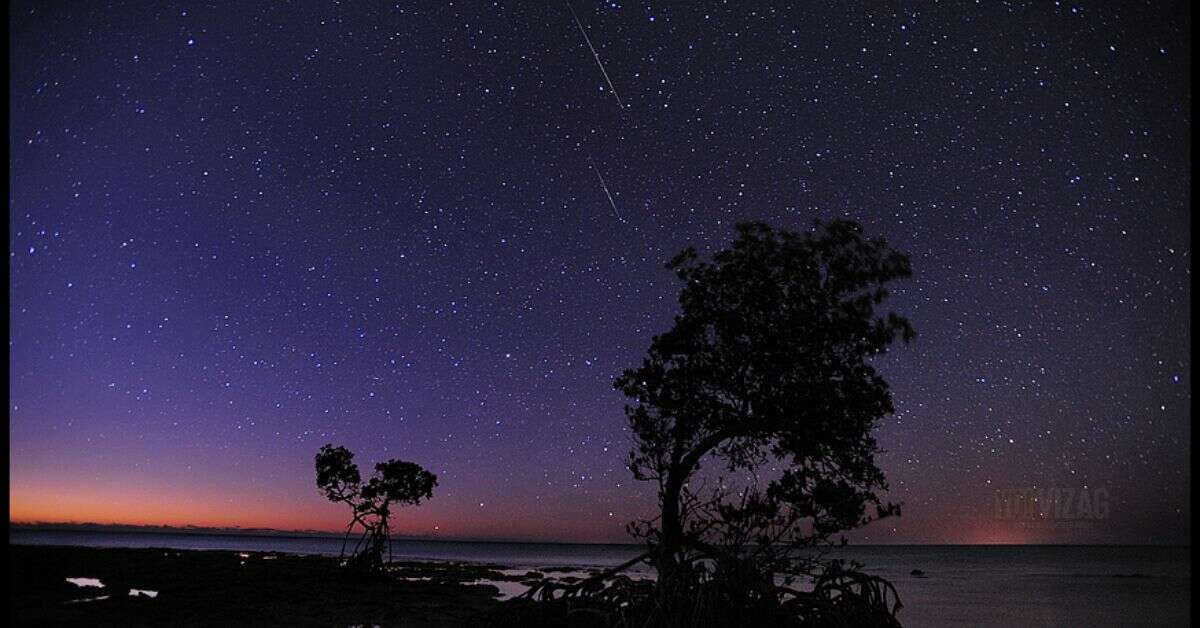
[9,544,561,626]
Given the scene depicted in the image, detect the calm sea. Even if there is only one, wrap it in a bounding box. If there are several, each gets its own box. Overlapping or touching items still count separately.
[10,529,1190,627]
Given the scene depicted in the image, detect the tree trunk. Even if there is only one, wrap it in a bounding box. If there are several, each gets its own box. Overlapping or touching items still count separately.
[657,475,684,603]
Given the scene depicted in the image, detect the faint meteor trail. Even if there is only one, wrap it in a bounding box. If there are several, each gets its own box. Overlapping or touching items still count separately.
[584,151,625,223]
[565,0,624,109]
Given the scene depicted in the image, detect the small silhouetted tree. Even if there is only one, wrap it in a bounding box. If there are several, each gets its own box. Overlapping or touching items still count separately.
[315,444,437,573]
[615,220,914,619]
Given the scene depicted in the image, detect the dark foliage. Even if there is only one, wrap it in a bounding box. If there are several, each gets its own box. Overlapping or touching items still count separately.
[605,219,913,625]
[315,444,437,573]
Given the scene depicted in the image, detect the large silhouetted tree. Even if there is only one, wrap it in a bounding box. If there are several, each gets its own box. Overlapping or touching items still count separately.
[315,444,437,573]
[615,219,914,615]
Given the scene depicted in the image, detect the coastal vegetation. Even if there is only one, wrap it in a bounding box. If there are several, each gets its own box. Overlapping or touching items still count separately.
[477,219,914,626]
[306,220,914,626]
[315,444,438,574]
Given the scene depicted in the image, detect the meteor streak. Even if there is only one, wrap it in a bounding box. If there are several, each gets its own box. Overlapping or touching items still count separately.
[565,0,624,109]
[585,151,625,223]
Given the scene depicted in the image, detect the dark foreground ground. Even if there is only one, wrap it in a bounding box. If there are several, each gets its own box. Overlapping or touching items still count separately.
[9,544,556,627]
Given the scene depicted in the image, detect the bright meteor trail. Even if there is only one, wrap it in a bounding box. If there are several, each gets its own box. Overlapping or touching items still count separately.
[585,151,624,223]
[565,0,624,109]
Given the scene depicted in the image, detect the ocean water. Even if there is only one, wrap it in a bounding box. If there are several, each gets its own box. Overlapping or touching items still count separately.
[10,529,1189,627]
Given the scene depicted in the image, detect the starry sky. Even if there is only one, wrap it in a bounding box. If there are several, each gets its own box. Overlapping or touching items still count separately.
[9,2,1190,544]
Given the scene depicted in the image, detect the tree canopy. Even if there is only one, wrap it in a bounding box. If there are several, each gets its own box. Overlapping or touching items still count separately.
[315,444,437,572]
[615,219,914,599]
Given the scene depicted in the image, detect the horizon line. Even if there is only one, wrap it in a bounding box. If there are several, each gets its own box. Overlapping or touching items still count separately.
[9,521,1189,548]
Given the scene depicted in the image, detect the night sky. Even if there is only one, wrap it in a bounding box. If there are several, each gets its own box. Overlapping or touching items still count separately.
[9,2,1190,544]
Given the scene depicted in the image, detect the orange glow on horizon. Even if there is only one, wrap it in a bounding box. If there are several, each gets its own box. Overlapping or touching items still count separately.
[11,498,339,533]
[8,481,632,542]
